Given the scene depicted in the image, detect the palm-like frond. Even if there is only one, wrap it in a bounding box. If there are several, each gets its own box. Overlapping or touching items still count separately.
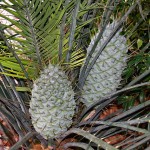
[0,0,66,66]
[0,0,100,142]
[0,0,149,149]
[0,0,99,79]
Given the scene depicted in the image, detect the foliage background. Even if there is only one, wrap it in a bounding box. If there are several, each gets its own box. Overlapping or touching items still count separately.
[0,0,150,149]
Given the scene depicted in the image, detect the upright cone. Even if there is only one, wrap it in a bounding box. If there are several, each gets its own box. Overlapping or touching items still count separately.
[29,64,75,139]
[81,21,128,107]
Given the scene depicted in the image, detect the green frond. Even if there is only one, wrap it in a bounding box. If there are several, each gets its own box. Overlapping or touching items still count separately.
[0,0,101,80]
[65,49,85,68]
[0,1,67,65]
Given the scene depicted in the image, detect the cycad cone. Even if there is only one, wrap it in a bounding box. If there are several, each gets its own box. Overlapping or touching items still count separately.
[29,64,75,139]
[81,21,128,107]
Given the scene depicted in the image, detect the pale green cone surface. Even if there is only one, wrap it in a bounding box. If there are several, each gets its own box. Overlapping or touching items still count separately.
[29,64,75,139]
[81,21,128,107]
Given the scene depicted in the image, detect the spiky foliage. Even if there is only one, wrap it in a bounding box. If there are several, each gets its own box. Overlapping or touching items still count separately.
[0,0,77,79]
[81,21,128,107]
[0,0,94,79]
[29,64,75,139]
[62,96,150,150]
[0,0,97,144]
[0,0,150,149]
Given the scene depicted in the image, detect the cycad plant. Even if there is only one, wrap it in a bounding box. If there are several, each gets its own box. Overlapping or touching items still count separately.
[81,21,128,107]
[0,0,150,149]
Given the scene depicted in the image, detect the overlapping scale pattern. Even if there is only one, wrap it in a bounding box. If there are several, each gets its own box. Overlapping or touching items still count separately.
[81,21,128,107]
[29,64,75,139]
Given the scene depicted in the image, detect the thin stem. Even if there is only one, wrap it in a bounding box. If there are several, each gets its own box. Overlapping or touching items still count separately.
[23,0,42,68]
[92,100,150,133]
[0,26,31,82]
[62,128,118,150]
[0,68,17,102]
[108,82,150,98]
[126,69,150,87]
[116,133,150,148]
[79,115,150,127]
[66,0,80,63]
[0,64,28,114]
[80,119,150,134]
[0,95,32,131]
[64,142,94,150]
[0,105,24,138]
[125,136,150,150]
[10,132,37,150]
[59,0,70,61]
[78,81,150,121]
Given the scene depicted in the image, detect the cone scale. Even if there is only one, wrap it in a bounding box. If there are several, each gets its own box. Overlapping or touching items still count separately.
[81,21,128,107]
[29,64,75,139]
